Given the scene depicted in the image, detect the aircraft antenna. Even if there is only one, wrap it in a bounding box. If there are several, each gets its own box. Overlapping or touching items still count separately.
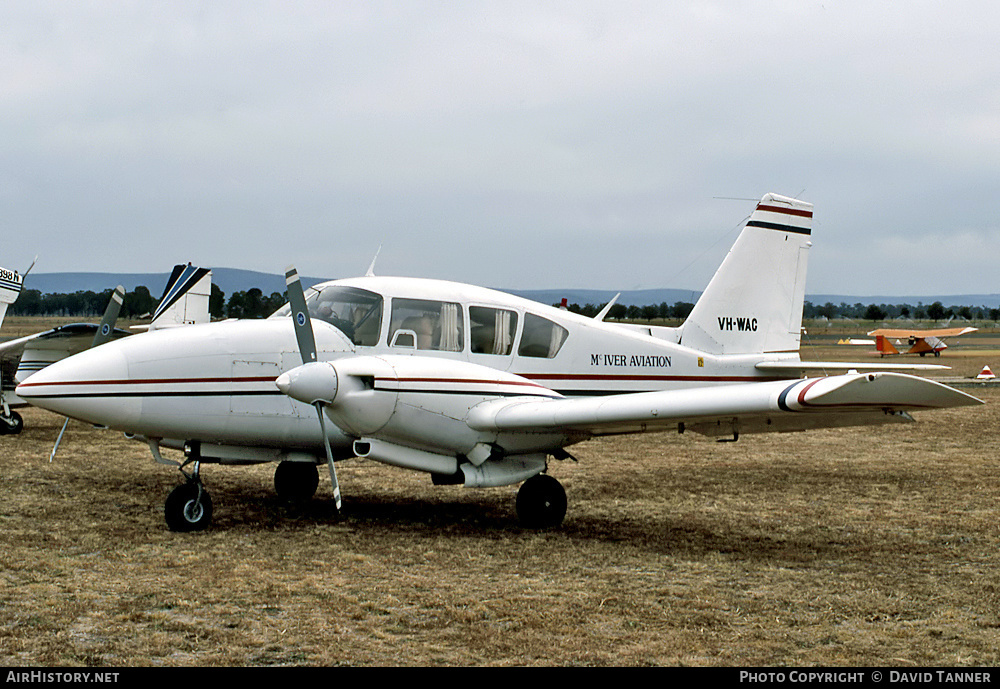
[366,245,382,277]
[664,209,750,291]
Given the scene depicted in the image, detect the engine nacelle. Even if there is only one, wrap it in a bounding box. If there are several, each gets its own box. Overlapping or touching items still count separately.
[460,454,547,488]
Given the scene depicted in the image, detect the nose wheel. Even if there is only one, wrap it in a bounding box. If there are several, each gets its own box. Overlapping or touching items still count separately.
[164,461,213,532]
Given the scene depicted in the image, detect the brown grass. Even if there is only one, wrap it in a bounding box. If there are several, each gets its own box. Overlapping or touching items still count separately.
[1,331,999,666]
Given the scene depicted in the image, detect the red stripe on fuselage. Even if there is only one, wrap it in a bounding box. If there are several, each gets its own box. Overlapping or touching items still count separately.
[520,373,784,383]
[17,376,278,389]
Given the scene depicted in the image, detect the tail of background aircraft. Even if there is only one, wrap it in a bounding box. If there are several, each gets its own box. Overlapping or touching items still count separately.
[0,265,27,331]
[146,264,212,331]
[875,334,899,356]
[679,193,812,355]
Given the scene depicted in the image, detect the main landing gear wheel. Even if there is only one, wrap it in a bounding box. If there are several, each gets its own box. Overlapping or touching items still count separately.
[274,461,319,501]
[516,474,567,529]
[1,411,23,435]
[165,482,213,532]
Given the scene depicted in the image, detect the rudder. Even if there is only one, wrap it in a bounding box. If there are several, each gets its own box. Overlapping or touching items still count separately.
[679,193,813,355]
[148,264,212,331]
[0,265,26,331]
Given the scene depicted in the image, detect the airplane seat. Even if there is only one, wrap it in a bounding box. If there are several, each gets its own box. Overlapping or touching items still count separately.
[401,316,434,349]
[471,324,496,354]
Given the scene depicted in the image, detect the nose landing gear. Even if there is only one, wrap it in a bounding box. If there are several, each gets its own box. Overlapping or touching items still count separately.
[164,460,213,532]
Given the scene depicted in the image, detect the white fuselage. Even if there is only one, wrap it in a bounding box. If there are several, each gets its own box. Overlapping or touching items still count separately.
[16,276,798,461]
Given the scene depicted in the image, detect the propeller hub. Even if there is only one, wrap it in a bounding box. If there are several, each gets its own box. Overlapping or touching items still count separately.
[276,362,339,406]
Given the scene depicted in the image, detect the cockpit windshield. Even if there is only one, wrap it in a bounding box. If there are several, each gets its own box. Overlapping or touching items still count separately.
[270,285,383,347]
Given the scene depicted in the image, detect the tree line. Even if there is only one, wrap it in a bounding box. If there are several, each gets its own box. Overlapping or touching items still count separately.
[10,285,286,320]
[803,300,1000,322]
[10,286,999,324]
[561,299,999,323]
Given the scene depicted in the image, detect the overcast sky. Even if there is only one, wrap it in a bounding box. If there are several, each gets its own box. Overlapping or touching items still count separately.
[3,1,999,296]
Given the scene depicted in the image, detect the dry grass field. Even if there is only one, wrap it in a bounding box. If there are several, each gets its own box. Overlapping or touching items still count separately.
[2,324,1000,666]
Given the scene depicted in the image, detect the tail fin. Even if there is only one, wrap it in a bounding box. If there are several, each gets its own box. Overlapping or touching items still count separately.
[679,193,812,355]
[875,334,899,356]
[147,264,212,331]
[0,265,26,331]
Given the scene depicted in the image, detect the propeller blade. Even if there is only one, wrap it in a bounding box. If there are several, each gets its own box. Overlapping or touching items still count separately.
[315,402,342,511]
[285,265,317,364]
[286,265,341,509]
[91,285,125,348]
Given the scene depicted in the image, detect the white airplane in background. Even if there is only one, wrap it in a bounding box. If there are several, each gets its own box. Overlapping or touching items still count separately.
[1,259,37,434]
[1,264,211,435]
[17,194,982,531]
[1,261,32,329]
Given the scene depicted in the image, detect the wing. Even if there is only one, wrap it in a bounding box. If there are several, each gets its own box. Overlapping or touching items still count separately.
[466,372,982,439]
[868,327,977,338]
[2,323,130,382]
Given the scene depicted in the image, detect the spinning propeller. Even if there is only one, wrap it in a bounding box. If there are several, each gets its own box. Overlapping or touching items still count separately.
[280,266,342,510]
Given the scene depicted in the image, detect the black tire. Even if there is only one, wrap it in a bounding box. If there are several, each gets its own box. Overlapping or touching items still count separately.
[1,411,23,435]
[274,461,319,501]
[164,483,213,532]
[516,474,567,529]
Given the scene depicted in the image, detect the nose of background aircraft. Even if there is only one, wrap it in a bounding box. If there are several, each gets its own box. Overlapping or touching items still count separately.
[15,340,136,427]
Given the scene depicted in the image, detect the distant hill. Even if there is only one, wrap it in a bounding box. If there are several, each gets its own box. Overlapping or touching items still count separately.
[20,268,1000,309]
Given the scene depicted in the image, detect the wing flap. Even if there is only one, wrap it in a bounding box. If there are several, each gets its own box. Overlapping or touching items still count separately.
[466,373,981,437]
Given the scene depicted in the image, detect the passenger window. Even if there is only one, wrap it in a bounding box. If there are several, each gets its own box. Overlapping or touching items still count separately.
[388,298,464,351]
[470,307,518,355]
[518,313,568,358]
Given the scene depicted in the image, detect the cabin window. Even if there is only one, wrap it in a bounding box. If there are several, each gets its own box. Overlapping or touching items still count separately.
[469,306,518,355]
[518,313,568,358]
[270,285,383,347]
[388,298,464,351]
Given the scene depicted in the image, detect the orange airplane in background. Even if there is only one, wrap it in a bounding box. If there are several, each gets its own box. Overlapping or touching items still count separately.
[869,326,977,357]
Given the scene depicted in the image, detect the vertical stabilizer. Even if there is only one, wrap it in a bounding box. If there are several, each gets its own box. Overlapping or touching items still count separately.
[148,264,212,331]
[875,334,899,356]
[0,265,26,331]
[679,193,813,355]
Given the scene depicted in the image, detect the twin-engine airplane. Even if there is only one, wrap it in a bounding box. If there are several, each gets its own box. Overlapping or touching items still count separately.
[1,264,211,434]
[16,194,983,531]
[869,326,978,358]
